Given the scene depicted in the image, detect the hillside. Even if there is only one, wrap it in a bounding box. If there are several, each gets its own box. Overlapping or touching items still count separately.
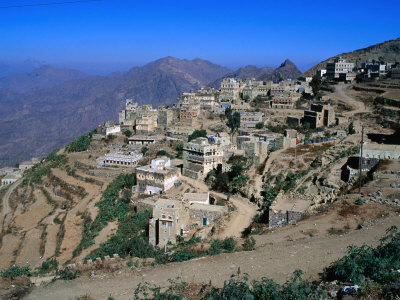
[0,65,88,92]
[0,57,231,168]
[303,38,400,76]
[210,59,301,88]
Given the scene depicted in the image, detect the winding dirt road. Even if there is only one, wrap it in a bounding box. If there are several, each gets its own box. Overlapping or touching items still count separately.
[1,178,22,216]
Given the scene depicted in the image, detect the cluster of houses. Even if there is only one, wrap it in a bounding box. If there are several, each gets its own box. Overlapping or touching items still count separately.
[316,57,400,81]
[0,157,39,187]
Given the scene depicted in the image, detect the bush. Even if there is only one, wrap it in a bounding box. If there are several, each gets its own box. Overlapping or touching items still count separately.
[188,129,207,142]
[1,265,31,280]
[66,134,92,152]
[222,237,235,252]
[242,237,256,251]
[256,122,264,129]
[40,259,58,272]
[209,239,222,255]
[323,226,400,284]
[53,269,78,281]
[169,249,198,262]
[355,198,364,205]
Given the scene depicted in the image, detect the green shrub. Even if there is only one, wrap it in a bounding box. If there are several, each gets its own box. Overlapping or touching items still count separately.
[356,198,364,205]
[53,269,78,281]
[323,226,400,284]
[209,239,222,255]
[242,237,256,251]
[1,265,31,280]
[40,259,58,272]
[169,249,198,262]
[188,129,207,142]
[222,237,235,252]
[65,134,92,152]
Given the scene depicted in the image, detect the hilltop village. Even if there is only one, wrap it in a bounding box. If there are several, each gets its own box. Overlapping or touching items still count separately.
[1,56,400,299]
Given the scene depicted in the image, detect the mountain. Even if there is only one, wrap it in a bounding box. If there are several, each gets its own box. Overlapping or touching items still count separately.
[0,59,45,78]
[0,65,88,92]
[258,59,301,82]
[209,59,301,88]
[0,57,232,167]
[303,38,400,76]
[209,65,274,88]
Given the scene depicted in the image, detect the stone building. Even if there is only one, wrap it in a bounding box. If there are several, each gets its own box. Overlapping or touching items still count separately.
[363,143,400,160]
[157,107,174,127]
[179,109,198,125]
[148,197,226,247]
[240,112,264,129]
[136,157,180,195]
[303,104,336,128]
[136,109,158,134]
[326,57,355,81]
[128,135,160,145]
[101,151,143,167]
[182,137,224,179]
[195,87,219,111]
[19,158,39,171]
[236,135,268,164]
[1,172,22,186]
[119,99,138,130]
[149,198,189,247]
[166,125,195,136]
[219,78,242,101]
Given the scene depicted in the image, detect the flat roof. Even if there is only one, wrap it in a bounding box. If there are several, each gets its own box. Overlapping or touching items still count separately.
[364,143,400,152]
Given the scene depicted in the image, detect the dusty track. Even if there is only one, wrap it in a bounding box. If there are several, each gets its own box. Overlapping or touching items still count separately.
[26,209,400,300]
[1,178,22,216]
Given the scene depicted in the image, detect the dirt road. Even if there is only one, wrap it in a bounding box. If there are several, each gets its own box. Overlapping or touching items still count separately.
[1,178,22,216]
[216,195,258,239]
[331,84,370,117]
[26,210,400,300]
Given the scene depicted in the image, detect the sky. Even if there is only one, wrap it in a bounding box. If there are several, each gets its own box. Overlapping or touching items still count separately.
[0,0,399,74]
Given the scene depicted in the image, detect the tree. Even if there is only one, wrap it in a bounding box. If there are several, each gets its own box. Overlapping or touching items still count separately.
[123,130,132,138]
[226,112,241,141]
[229,175,249,194]
[310,75,321,96]
[188,129,207,142]
[224,107,232,119]
[256,122,264,129]
[141,146,149,155]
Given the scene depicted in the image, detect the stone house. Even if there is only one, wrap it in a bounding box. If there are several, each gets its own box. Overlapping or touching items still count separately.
[182,137,224,179]
[1,172,22,186]
[240,112,264,129]
[303,104,336,128]
[136,157,180,195]
[101,151,143,167]
[363,143,400,160]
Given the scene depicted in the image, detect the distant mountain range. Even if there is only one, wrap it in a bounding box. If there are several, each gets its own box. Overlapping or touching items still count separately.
[303,38,400,76]
[0,56,303,167]
[0,65,88,92]
[210,59,301,88]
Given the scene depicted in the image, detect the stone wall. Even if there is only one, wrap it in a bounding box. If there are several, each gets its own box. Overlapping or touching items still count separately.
[189,207,225,225]
[268,208,303,228]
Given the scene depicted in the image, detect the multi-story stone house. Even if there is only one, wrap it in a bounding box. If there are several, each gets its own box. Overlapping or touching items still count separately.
[303,104,336,128]
[219,78,242,102]
[326,57,355,81]
[136,157,180,195]
[101,151,143,167]
[240,112,264,129]
[157,107,174,127]
[182,137,224,179]
[195,87,219,111]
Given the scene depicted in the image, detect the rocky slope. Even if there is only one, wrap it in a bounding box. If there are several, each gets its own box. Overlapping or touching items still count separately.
[303,37,400,77]
[0,57,231,167]
[210,59,301,88]
[0,65,88,92]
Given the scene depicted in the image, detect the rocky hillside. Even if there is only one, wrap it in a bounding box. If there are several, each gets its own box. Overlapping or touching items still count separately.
[303,38,400,77]
[0,65,88,92]
[258,59,301,82]
[210,59,301,88]
[0,57,231,168]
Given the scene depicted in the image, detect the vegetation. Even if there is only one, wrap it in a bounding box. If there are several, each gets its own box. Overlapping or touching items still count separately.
[255,122,264,129]
[242,237,256,251]
[1,265,31,281]
[65,133,92,152]
[123,129,132,137]
[225,108,241,140]
[206,155,250,194]
[175,143,184,158]
[310,75,321,97]
[188,129,207,142]
[135,269,326,299]
[23,150,67,185]
[141,146,149,155]
[324,226,400,284]
[73,172,138,258]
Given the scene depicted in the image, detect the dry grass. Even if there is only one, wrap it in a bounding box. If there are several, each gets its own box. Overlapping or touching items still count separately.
[338,202,360,217]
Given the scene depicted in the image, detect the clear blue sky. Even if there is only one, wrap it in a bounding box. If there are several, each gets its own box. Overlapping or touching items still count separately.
[0,0,399,73]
